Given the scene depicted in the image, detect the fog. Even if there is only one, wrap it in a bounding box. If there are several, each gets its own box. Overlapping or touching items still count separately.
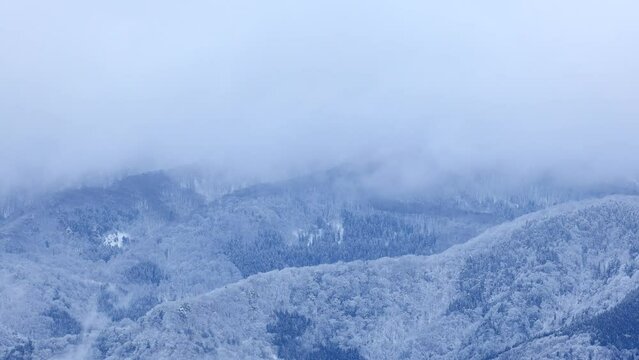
[1,0,639,194]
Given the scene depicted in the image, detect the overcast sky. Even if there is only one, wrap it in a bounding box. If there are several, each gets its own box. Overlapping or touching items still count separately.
[1,1,639,193]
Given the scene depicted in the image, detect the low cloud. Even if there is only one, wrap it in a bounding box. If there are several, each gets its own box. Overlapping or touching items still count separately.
[1,1,638,193]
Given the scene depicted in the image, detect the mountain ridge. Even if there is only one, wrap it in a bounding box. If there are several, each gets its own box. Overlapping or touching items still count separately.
[94,195,639,359]
[2,171,639,359]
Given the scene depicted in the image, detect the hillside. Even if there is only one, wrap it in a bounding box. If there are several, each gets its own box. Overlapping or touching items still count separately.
[95,196,639,359]
[0,170,637,359]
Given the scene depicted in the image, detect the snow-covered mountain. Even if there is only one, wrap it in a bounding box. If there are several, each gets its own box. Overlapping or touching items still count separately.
[1,169,638,359]
[95,196,639,359]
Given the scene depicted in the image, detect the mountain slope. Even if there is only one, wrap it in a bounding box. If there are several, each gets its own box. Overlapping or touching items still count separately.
[95,196,639,359]
[1,170,637,359]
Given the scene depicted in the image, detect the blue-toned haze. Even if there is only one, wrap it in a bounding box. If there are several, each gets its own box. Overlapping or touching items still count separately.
[2,2,639,360]
[1,0,639,193]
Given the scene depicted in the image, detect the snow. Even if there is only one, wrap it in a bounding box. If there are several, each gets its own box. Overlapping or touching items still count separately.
[102,231,129,248]
[292,219,344,247]
[293,229,317,247]
[330,220,344,244]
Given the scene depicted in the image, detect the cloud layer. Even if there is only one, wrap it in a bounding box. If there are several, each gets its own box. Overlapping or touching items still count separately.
[1,1,639,192]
